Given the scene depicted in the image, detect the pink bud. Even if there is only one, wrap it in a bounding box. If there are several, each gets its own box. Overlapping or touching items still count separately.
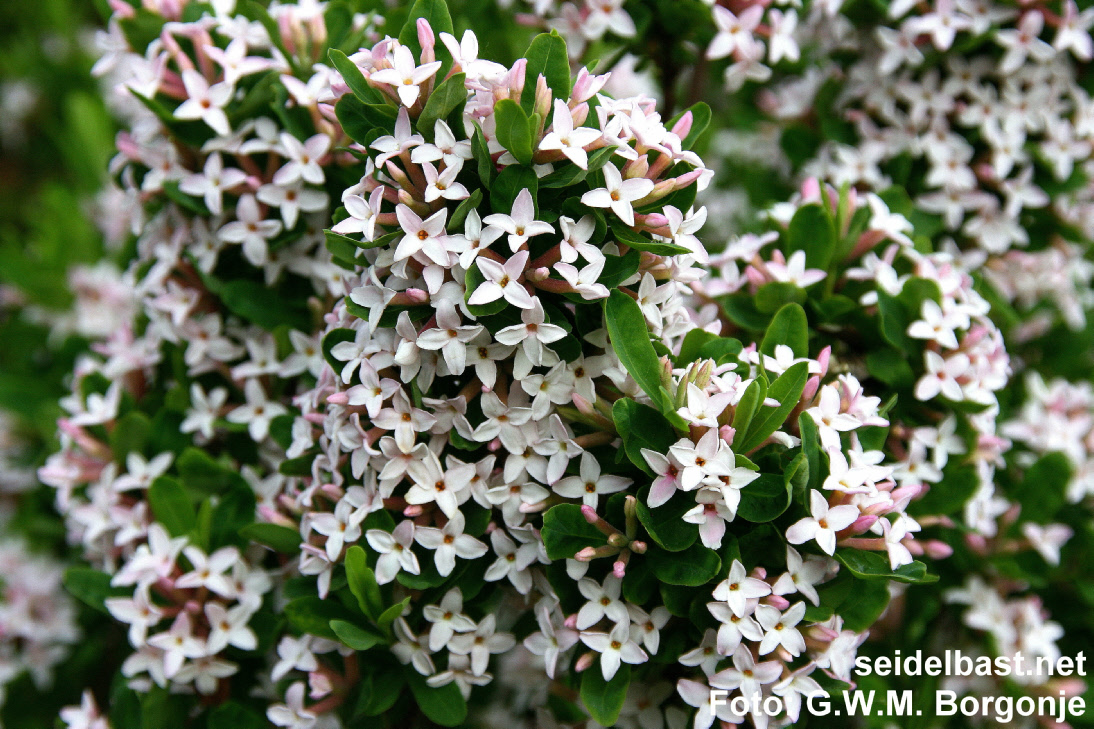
[613,560,626,578]
[581,505,600,525]
[416,19,436,64]
[563,614,579,629]
[629,540,647,554]
[817,346,831,376]
[671,110,693,139]
[574,651,596,673]
[575,547,598,562]
[802,375,820,403]
[719,425,736,445]
[800,177,821,202]
[404,504,424,517]
[766,594,790,610]
[326,391,349,405]
[849,514,878,533]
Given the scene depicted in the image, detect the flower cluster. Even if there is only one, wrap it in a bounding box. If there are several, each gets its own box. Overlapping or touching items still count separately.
[19,0,1094,728]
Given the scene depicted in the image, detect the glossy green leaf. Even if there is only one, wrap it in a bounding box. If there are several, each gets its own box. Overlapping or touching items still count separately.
[647,542,721,586]
[581,663,630,726]
[520,31,571,112]
[542,504,608,560]
[760,302,808,358]
[239,523,303,554]
[604,289,668,411]
[737,473,792,523]
[494,99,534,165]
[148,476,196,537]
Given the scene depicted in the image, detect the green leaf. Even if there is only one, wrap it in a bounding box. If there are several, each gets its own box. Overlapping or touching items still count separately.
[647,542,721,586]
[612,399,676,474]
[731,376,767,437]
[838,577,892,632]
[635,487,700,552]
[418,72,467,137]
[334,94,397,143]
[110,411,151,461]
[596,250,641,289]
[285,597,355,640]
[449,188,482,230]
[494,99,534,165]
[580,663,630,726]
[541,504,608,560]
[377,597,410,635]
[834,549,939,584]
[405,667,468,726]
[786,203,837,271]
[866,348,916,389]
[520,31,571,112]
[471,121,494,185]
[63,567,128,614]
[239,523,303,554]
[345,545,384,619]
[737,473,792,523]
[330,620,385,650]
[798,412,823,492]
[490,164,538,218]
[1011,452,1070,522]
[354,666,405,717]
[207,702,265,729]
[677,329,719,365]
[148,476,196,537]
[177,447,248,494]
[736,362,809,453]
[609,218,690,255]
[604,289,668,411]
[755,281,807,314]
[328,49,380,103]
[760,302,808,358]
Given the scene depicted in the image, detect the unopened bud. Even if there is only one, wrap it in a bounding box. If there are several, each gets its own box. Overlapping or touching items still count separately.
[417,19,436,64]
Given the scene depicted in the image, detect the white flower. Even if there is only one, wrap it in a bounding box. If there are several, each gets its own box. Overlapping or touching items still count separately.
[712,559,772,617]
[576,574,628,629]
[414,511,488,576]
[332,186,385,241]
[310,499,367,560]
[785,490,860,555]
[275,132,330,186]
[709,644,782,700]
[175,545,240,596]
[483,188,555,252]
[524,603,579,678]
[415,302,483,375]
[538,99,602,168]
[423,588,477,651]
[494,299,568,366]
[226,379,287,442]
[755,602,807,656]
[267,682,316,729]
[174,70,232,136]
[366,520,421,584]
[580,164,654,227]
[483,528,539,594]
[772,547,828,606]
[369,44,442,107]
[394,204,449,265]
[179,152,246,216]
[147,612,206,678]
[580,621,648,681]
[218,193,282,266]
[448,614,516,676]
[468,251,536,310]
[204,603,257,653]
